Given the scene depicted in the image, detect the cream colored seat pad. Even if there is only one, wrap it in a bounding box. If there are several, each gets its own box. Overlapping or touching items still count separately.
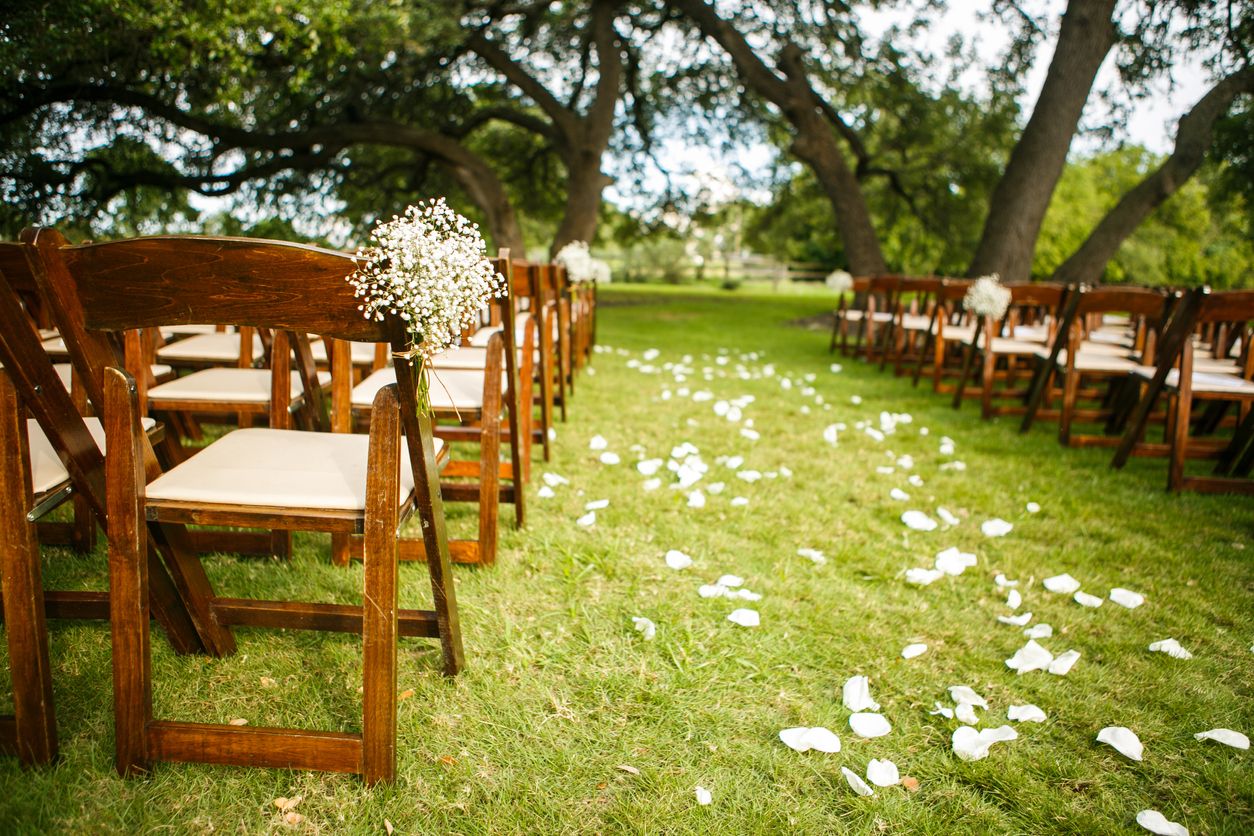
[1037,347,1140,372]
[145,428,433,510]
[147,368,330,403]
[901,314,932,331]
[352,367,504,411]
[308,339,382,366]
[28,416,156,496]
[1132,366,1254,395]
[156,332,264,363]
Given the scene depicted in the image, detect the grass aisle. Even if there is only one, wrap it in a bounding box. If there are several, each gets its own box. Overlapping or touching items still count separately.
[1,285,1251,834]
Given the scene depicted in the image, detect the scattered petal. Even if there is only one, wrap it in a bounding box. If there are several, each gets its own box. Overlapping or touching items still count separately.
[890,488,910,501]
[1048,649,1081,675]
[955,702,980,725]
[589,435,608,450]
[905,568,944,586]
[542,472,569,487]
[686,490,706,508]
[1074,591,1104,608]
[901,643,928,660]
[727,608,760,627]
[1097,726,1144,761]
[537,485,556,499]
[841,766,874,796]
[802,727,842,753]
[849,712,891,738]
[631,617,656,640]
[1008,704,1047,723]
[936,507,960,526]
[930,702,955,719]
[1148,638,1193,660]
[730,497,749,507]
[948,686,989,709]
[717,574,744,588]
[797,548,827,565]
[981,518,1013,537]
[1024,623,1053,640]
[1193,728,1249,749]
[599,452,621,465]
[842,676,881,712]
[1006,589,1022,610]
[935,546,977,576]
[779,727,811,752]
[665,550,693,570]
[1026,501,1041,513]
[1110,588,1145,609]
[1043,573,1081,594]
[866,758,900,787]
[642,478,662,491]
[995,573,1019,588]
[1136,810,1189,836]
[585,498,609,511]
[636,458,663,476]
[952,726,1017,761]
[902,511,938,531]
[694,785,712,806]
[998,612,1032,627]
[228,718,248,726]
[576,511,596,527]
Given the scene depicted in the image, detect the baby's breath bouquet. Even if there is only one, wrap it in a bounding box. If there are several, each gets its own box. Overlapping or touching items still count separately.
[963,273,1011,320]
[555,240,594,282]
[825,269,853,293]
[348,198,505,411]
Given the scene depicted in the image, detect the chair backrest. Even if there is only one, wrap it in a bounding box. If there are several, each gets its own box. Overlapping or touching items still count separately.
[1198,289,1254,324]
[0,241,53,332]
[1074,286,1168,318]
[1007,282,1066,309]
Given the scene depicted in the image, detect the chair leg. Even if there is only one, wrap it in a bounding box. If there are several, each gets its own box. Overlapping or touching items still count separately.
[981,351,996,419]
[1060,368,1079,446]
[361,386,400,786]
[477,386,502,567]
[952,342,977,409]
[0,374,57,766]
[104,368,154,776]
[1169,391,1192,491]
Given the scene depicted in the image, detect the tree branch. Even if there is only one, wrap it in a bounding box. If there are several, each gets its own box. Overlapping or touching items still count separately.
[467,29,579,141]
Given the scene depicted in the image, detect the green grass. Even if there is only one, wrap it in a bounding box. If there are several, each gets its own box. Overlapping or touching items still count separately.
[2,285,1251,833]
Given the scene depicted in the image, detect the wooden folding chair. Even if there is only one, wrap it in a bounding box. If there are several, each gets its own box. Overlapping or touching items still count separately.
[1019,287,1177,446]
[952,283,1067,419]
[28,228,463,783]
[879,276,941,374]
[909,279,975,392]
[348,253,526,566]
[1111,289,1254,491]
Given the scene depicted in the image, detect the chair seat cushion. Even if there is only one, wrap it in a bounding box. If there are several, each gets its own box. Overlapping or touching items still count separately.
[1013,325,1049,342]
[983,337,1044,354]
[939,324,977,343]
[901,314,932,331]
[1192,356,1239,375]
[147,368,331,404]
[1133,366,1254,395]
[352,367,505,412]
[1039,347,1139,372]
[156,333,264,364]
[145,428,434,511]
[308,340,383,366]
[28,416,156,496]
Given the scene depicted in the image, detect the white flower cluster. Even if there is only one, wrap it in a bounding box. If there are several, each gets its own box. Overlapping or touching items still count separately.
[556,240,612,283]
[826,269,853,292]
[964,273,1011,320]
[348,198,505,359]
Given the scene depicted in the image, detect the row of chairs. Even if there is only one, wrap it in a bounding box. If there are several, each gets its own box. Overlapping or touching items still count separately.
[830,275,1254,493]
[0,229,597,783]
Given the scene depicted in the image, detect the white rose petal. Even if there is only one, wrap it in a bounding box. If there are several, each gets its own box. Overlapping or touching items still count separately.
[727,608,759,627]
[936,507,960,526]
[599,452,621,465]
[1048,649,1081,675]
[952,725,1017,761]
[687,490,706,508]
[1109,588,1145,608]
[585,499,609,511]
[797,548,827,565]
[1026,501,1041,513]
[631,617,656,640]
[955,702,980,725]
[841,766,874,797]
[730,497,749,507]
[1006,640,1054,674]
[902,511,938,531]
[930,702,955,719]
[948,686,989,709]
[537,485,555,499]
[576,511,596,527]
[866,758,900,787]
[1006,589,1022,609]
[981,518,1014,537]
[694,785,712,806]
[716,574,743,588]
[665,550,693,570]
[1148,638,1193,660]
[890,488,910,501]
[1136,810,1189,836]
[901,643,928,659]
[1024,623,1053,640]
[1097,726,1144,761]
[935,546,977,576]
[589,434,608,450]
[1193,728,1249,749]
[997,612,1032,627]
[1008,704,1047,723]
[995,573,1019,588]
[636,458,663,476]
[779,727,811,751]
[849,712,891,738]
[906,568,944,586]
[542,472,569,487]
[1074,591,1104,608]
[1043,573,1081,594]
[842,676,881,712]
[802,726,842,753]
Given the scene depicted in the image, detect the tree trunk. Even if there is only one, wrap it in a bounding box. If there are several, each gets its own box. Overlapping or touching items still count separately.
[790,107,887,275]
[449,162,526,255]
[967,0,1117,282]
[1052,67,1254,285]
[550,148,613,255]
